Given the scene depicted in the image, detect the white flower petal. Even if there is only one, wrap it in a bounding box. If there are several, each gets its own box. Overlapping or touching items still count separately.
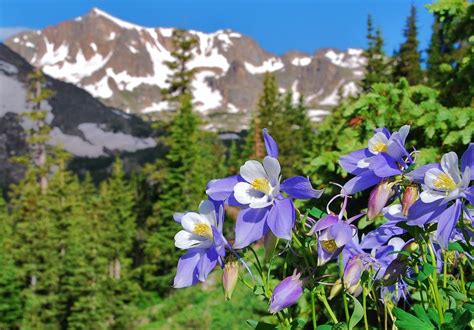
[249,196,273,209]
[420,190,445,203]
[357,156,373,169]
[199,200,217,227]
[174,230,211,249]
[240,160,267,183]
[368,132,389,154]
[441,152,461,183]
[424,168,445,190]
[460,167,471,189]
[234,182,265,205]
[263,156,281,186]
[181,212,211,233]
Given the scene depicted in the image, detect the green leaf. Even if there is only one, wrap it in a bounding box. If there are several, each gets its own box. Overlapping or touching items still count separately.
[393,307,435,330]
[448,241,465,252]
[246,320,277,329]
[347,294,364,330]
[413,305,432,326]
[308,207,327,220]
[417,263,435,282]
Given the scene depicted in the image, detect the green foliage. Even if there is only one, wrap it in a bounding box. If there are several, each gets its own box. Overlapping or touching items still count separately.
[245,73,313,177]
[393,5,423,85]
[304,79,473,198]
[427,0,474,107]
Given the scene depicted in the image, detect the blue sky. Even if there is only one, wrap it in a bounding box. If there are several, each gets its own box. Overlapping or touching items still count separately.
[0,0,434,56]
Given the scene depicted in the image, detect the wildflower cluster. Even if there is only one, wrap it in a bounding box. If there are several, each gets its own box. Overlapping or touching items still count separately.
[172,127,473,328]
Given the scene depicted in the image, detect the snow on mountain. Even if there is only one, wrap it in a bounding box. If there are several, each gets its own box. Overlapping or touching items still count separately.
[5,7,366,131]
[0,43,155,159]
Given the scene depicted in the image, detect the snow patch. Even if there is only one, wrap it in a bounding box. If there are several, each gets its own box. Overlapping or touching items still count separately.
[128,45,138,54]
[244,57,284,74]
[0,60,19,75]
[291,57,311,66]
[85,75,114,99]
[342,81,359,97]
[107,32,116,40]
[159,27,173,37]
[142,101,171,113]
[188,31,230,73]
[192,71,223,113]
[25,42,35,48]
[325,50,365,69]
[90,42,97,51]
[227,103,239,114]
[308,109,331,122]
[13,38,19,43]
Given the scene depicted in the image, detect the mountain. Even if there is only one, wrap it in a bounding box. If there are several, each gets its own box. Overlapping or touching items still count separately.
[5,8,365,131]
[0,43,157,187]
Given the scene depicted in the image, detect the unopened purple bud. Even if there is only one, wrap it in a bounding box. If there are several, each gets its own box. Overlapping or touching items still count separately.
[343,257,363,296]
[223,261,239,300]
[269,272,303,314]
[368,181,395,220]
[402,185,418,216]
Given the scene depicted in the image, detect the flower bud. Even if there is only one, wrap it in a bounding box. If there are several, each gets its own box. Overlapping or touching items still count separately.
[402,185,419,216]
[329,279,342,300]
[222,261,239,300]
[368,181,395,220]
[269,272,303,314]
[343,257,363,297]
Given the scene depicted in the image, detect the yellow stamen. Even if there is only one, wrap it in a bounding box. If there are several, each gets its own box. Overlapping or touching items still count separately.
[373,142,388,153]
[321,239,338,253]
[433,173,457,191]
[251,178,271,194]
[193,223,213,240]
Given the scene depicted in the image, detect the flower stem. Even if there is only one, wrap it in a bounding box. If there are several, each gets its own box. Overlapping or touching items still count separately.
[459,261,467,295]
[427,242,445,324]
[362,286,369,330]
[317,288,338,324]
[311,290,317,330]
[339,256,350,324]
[442,251,447,289]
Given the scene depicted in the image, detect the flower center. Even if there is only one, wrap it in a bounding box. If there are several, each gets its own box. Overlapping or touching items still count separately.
[321,239,338,253]
[433,173,457,191]
[193,223,213,240]
[372,142,387,153]
[251,178,271,194]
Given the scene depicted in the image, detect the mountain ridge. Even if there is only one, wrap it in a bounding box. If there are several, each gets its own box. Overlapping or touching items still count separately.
[5,7,366,131]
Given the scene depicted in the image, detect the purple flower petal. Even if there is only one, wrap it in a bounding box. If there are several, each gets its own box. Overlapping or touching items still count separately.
[267,198,295,240]
[342,171,381,195]
[263,128,278,158]
[407,199,446,226]
[280,176,323,200]
[436,199,462,248]
[173,249,202,288]
[311,214,339,232]
[465,186,474,206]
[375,127,391,138]
[330,221,353,247]
[206,176,240,202]
[196,247,219,282]
[173,212,184,223]
[360,223,405,249]
[339,148,372,175]
[368,153,401,178]
[461,143,474,180]
[405,163,441,184]
[234,207,270,249]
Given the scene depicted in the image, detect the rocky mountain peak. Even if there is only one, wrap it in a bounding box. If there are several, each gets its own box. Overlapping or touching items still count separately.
[5,8,366,131]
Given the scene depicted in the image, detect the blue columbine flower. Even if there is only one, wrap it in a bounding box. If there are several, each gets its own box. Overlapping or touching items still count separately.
[406,144,473,248]
[173,200,226,288]
[206,129,323,249]
[339,125,412,194]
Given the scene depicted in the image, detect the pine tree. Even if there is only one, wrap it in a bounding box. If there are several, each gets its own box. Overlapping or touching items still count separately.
[0,193,23,329]
[393,5,423,85]
[361,15,391,91]
[161,29,198,103]
[226,140,242,174]
[427,18,445,86]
